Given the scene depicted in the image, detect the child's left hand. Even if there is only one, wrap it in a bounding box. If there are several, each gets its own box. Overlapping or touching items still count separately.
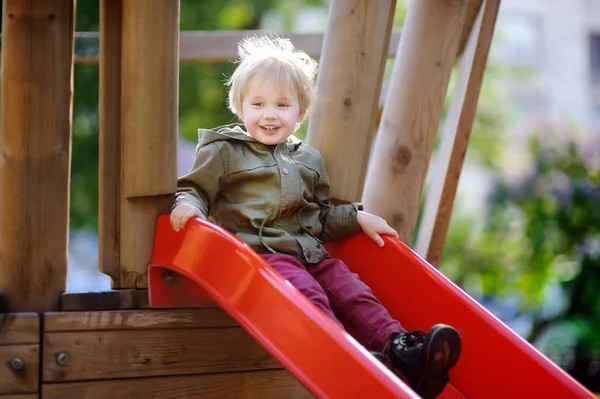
[357,211,399,247]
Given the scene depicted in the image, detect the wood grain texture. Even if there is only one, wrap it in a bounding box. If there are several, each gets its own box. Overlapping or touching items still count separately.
[120,0,179,199]
[362,0,469,244]
[73,30,403,63]
[43,328,279,382]
[0,345,38,395]
[457,0,484,57]
[0,314,39,345]
[0,0,75,311]
[98,0,123,287]
[60,290,149,311]
[306,0,396,202]
[44,309,235,332]
[415,0,500,265]
[42,369,312,399]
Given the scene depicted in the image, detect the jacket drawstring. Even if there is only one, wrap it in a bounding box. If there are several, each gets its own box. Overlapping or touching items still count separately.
[259,209,277,254]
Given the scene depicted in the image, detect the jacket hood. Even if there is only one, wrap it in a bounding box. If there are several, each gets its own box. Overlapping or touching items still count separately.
[197,123,303,150]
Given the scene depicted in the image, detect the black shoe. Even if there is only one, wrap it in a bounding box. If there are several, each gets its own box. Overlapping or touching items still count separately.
[388,324,461,399]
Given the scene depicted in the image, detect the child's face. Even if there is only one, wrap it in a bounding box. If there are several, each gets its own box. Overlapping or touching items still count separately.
[240,75,304,145]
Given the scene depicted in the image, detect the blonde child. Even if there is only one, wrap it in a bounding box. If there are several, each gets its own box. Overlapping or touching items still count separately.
[170,35,461,398]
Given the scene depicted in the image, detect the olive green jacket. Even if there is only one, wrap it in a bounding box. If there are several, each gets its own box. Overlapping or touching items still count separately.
[175,124,362,264]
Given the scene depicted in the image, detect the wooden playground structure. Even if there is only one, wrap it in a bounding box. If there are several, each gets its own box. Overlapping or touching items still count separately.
[0,0,596,398]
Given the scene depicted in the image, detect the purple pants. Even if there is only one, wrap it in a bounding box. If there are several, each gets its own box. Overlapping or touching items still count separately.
[261,253,405,352]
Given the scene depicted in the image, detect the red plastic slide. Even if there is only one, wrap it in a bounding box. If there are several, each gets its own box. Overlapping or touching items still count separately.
[148,215,595,398]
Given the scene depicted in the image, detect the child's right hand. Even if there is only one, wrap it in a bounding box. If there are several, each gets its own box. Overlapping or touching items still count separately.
[170,203,206,232]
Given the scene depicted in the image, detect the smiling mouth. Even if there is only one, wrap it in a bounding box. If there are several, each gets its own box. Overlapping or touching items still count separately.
[261,126,280,132]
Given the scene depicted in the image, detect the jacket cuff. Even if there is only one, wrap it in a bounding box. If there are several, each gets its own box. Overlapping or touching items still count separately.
[324,204,362,240]
[173,192,208,216]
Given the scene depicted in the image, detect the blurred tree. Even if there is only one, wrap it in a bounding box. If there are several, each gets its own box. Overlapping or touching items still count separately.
[440,123,600,388]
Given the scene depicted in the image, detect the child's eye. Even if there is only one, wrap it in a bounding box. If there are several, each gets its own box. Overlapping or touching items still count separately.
[278,103,289,107]
[252,102,264,107]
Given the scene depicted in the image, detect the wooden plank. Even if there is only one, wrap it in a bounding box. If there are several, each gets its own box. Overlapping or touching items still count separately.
[0,395,39,399]
[60,289,149,311]
[120,0,179,199]
[43,328,280,382]
[178,29,402,63]
[306,0,397,202]
[98,0,123,288]
[118,0,180,288]
[0,345,38,395]
[362,0,468,244]
[0,0,75,311]
[414,0,501,265]
[118,196,174,289]
[42,369,311,399]
[457,0,484,57]
[0,314,39,345]
[1,30,404,64]
[66,30,402,63]
[44,309,235,332]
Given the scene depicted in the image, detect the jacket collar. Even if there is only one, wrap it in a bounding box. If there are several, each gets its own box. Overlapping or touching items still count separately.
[198,123,303,153]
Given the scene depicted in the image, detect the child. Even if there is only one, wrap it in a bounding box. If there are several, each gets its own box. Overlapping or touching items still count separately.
[171,35,461,398]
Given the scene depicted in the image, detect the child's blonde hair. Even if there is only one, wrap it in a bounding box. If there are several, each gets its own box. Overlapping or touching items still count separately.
[226,35,318,119]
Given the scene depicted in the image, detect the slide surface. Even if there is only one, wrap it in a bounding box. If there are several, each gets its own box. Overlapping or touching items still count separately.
[148,215,594,399]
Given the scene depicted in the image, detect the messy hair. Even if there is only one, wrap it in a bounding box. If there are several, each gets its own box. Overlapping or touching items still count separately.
[225,34,318,118]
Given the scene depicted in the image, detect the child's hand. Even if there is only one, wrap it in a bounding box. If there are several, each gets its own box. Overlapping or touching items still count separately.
[170,203,206,232]
[357,211,399,247]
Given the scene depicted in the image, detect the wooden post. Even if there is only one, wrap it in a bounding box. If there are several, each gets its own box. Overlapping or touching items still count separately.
[362,0,468,244]
[306,0,396,202]
[98,0,123,287]
[414,0,500,266]
[0,0,75,311]
[457,0,484,58]
[117,0,180,288]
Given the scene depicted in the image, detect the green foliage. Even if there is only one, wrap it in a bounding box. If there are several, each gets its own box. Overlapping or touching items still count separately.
[70,63,100,229]
[440,124,600,365]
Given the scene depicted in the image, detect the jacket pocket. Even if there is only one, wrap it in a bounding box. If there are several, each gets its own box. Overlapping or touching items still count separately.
[295,234,327,264]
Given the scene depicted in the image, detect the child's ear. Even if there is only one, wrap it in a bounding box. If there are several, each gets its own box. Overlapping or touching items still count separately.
[297,108,306,123]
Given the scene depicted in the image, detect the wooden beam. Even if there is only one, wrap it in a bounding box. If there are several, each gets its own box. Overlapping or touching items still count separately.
[457,0,484,57]
[51,30,402,64]
[43,328,280,382]
[0,0,75,311]
[180,31,327,62]
[362,0,468,245]
[60,289,149,311]
[414,0,500,266]
[43,370,310,399]
[41,309,310,399]
[44,308,235,332]
[306,0,397,202]
[117,0,180,288]
[98,0,123,288]
[178,29,402,63]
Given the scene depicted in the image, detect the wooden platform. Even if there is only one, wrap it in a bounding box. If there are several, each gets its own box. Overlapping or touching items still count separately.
[1,293,312,399]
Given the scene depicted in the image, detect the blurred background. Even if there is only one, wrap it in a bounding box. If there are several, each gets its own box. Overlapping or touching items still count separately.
[4,0,598,393]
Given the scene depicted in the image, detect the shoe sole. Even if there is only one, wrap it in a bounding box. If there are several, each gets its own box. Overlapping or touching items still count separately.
[416,324,462,398]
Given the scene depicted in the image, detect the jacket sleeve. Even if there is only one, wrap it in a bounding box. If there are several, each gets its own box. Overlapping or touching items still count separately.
[313,155,362,242]
[173,142,225,216]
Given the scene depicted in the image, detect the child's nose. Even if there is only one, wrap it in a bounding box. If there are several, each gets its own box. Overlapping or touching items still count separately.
[264,107,277,119]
